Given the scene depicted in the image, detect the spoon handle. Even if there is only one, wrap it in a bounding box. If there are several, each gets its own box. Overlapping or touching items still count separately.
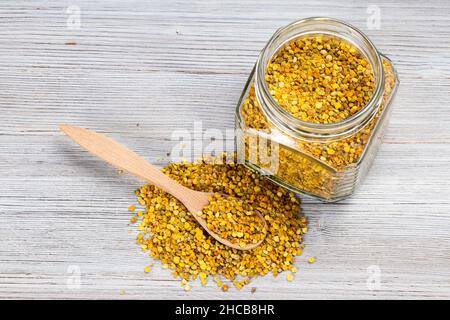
[60,125,193,200]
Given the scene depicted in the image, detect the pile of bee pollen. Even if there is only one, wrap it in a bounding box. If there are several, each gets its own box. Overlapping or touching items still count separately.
[131,156,308,291]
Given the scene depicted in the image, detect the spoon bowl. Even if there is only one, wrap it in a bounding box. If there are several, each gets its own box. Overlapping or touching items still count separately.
[60,125,267,250]
[187,192,268,250]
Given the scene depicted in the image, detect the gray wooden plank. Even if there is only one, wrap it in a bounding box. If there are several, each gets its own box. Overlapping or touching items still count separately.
[1,0,450,299]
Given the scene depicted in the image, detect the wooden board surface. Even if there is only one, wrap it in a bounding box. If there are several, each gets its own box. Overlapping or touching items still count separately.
[1,0,450,299]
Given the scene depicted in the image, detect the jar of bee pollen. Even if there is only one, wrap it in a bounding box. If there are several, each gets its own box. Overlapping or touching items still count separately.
[235,17,399,201]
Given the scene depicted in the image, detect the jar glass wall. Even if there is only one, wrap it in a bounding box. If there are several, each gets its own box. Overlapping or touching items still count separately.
[235,18,399,202]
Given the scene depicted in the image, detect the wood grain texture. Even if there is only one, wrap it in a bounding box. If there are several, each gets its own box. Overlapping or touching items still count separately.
[1,0,450,299]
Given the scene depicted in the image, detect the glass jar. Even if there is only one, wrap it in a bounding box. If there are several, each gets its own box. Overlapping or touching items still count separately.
[235,17,399,202]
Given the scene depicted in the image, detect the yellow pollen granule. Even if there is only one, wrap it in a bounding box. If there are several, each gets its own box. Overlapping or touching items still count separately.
[286,273,295,281]
[128,205,136,212]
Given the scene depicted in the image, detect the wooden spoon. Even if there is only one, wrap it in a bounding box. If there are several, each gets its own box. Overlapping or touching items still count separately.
[60,125,267,250]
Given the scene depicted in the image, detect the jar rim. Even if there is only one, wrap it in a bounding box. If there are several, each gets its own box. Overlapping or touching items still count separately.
[255,17,385,139]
